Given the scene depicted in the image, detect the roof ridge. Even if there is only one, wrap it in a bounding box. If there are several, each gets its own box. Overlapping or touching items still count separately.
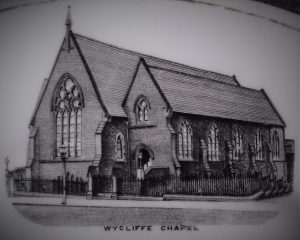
[29,38,66,127]
[70,31,109,117]
[148,65,263,94]
[73,32,236,83]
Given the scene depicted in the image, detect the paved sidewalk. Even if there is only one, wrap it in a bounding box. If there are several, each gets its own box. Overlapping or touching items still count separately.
[10,194,281,212]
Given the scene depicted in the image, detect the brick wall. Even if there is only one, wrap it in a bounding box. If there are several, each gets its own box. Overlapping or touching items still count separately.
[171,113,274,175]
[31,159,39,179]
[100,118,129,177]
[124,63,174,176]
[270,127,285,161]
[38,161,92,181]
[31,38,104,180]
[270,127,285,179]
[274,161,287,181]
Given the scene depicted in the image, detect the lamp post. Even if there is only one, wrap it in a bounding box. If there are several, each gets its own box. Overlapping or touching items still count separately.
[5,157,9,176]
[59,144,68,205]
[4,156,11,196]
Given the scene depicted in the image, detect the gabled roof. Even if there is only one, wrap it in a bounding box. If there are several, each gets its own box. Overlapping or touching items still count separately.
[30,31,285,127]
[74,32,239,118]
[74,32,284,126]
[149,66,285,126]
[29,33,109,126]
[122,59,172,110]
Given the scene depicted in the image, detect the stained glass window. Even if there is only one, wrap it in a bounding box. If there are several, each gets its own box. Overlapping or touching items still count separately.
[255,129,263,159]
[232,126,243,160]
[272,131,280,160]
[53,76,83,157]
[208,124,220,161]
[178,120,192,159]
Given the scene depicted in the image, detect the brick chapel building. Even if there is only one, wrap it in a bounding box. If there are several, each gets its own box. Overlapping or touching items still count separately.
[24,10,288,193]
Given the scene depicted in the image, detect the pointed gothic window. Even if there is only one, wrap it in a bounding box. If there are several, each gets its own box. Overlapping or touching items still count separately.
[178,120,193,159]
[53,75,83,157]
[272,131,280,160]
[255,129,263,159]
[136,97,149,123]
[116,133,125,161]
[232,126,243,160]
[207,124,220,161]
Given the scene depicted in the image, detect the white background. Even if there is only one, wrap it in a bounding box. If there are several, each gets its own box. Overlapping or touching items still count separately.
[0,1,299,239]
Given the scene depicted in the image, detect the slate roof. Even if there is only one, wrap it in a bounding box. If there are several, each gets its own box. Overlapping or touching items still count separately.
[74,33,239,117]
[73,32,284,126]
[150,66,284,126]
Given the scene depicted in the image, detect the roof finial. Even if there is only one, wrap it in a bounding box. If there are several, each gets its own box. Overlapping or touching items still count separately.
[66,5,72,31]
[65,5,72,52]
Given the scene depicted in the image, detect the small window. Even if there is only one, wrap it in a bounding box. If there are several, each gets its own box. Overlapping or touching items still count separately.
[116,133,125,161]
[207,124,220,161]
[136,97,150,123]
[178,120,193,159]
[272,131,280,160]
[232,126,243,160]
[255,129,263,159]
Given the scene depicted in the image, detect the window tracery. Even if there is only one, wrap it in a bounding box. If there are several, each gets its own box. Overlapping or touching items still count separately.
[178,120,193,159]
[53,76,83,157]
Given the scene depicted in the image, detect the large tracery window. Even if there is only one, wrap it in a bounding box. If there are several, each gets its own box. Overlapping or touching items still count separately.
[272,131,280,160]
[53,75,83,157]
[255,129,263,159]
[232,126,243,160]
[207,124,220,161]
[178,120,193,159]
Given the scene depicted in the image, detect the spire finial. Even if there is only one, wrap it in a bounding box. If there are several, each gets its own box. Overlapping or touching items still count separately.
[65,5,72,52]
[65,5,72,31]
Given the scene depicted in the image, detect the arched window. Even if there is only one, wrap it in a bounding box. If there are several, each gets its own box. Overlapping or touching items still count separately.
[116,133,125,161]
[178,120,193,159]
[232,126,243,160]
[136,97,150,123]
[207,124,220,161]
[53,75,83,157]
[255,129,263,159]
[272,131,280,160]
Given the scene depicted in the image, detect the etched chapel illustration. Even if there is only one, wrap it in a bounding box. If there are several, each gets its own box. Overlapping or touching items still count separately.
[8,8,294,199]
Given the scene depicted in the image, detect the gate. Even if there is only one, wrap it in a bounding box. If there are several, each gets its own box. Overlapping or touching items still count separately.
[93,176,113,196]
[116,177,167,197]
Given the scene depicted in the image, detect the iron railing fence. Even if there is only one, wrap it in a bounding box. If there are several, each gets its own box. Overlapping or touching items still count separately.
[14,177,87,196]
[115,175,267,197]
[14,175,291,198]
[92,176,113,195]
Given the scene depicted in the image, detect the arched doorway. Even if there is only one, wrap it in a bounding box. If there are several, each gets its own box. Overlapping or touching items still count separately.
[135,144,155,179]
[138,149,150,168]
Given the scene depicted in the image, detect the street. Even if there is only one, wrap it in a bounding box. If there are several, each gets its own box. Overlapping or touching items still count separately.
[14,203,277,226]
[11,195,282,226]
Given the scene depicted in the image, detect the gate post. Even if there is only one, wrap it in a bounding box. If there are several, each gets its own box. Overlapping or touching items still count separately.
[86,172,93,199]
[9,177,15,197]
[111,175,117,199]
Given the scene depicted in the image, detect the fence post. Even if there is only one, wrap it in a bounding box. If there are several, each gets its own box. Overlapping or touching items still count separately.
[111,175,117,199]
[86,172,93,199]
[52,179,56,194]
[9,177,15,197]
